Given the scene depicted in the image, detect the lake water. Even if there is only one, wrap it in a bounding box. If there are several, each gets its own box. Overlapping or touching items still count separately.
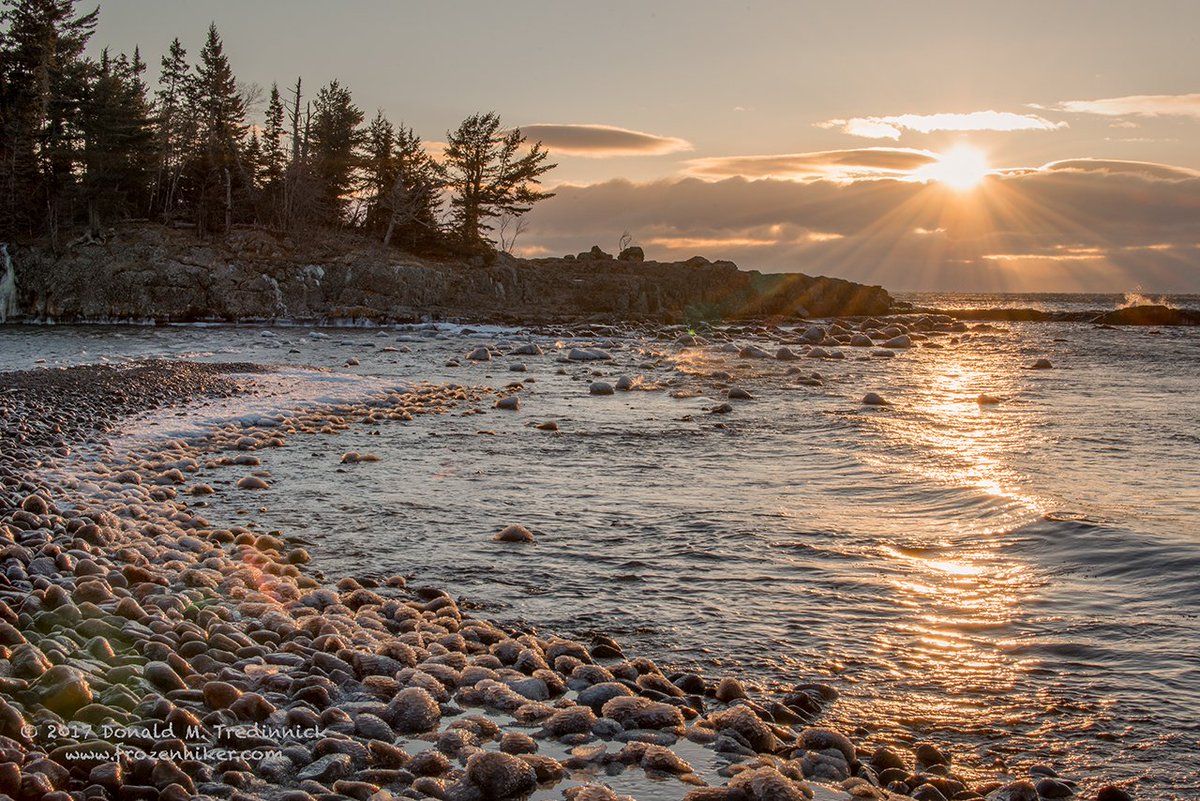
[2,294,1198,798]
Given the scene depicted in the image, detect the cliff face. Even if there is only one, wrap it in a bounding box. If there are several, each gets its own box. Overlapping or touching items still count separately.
[8,227,892,323]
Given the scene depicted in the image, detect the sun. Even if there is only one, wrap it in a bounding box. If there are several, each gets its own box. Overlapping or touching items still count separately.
[914,144,992,191]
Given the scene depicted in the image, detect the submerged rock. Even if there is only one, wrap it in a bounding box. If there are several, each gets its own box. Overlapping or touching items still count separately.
[985,780,1039,801]
[236,475,270,489]
[570,347,613,361]
[495,524,535,543]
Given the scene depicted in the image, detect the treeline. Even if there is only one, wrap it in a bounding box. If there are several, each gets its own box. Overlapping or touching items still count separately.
[0,0,556,255]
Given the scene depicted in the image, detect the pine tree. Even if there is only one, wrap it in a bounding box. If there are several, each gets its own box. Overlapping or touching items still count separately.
[442,112,555,251]
[191,22,246,234]
[0,0,98,243]
[309,79,364,226]
[361,111,442,250]
[149,37,193,222]
[78,46,155,237]
[257,82,286,226]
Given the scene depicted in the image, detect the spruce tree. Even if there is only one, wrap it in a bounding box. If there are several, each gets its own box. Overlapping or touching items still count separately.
[361,113,442,250]
[309,79,364,226]
[191,22,246,234]
[259,82,286,225]
[79,46,154,236]
[0,0,98,243]
[150,37,193,222]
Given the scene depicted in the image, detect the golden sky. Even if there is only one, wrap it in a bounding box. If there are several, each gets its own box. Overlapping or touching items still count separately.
[97,0,1200,291]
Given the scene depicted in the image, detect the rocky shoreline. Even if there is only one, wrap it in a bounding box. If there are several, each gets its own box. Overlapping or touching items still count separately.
[0,357,1139,801]
[2,227,892,326]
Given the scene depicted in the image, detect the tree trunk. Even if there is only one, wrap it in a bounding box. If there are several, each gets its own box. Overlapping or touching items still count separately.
[383,212,396,247]
[224,167,232,232]
[88,198,100,240]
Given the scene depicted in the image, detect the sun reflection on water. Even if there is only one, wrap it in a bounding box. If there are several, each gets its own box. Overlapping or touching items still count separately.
[838,343,1054,776]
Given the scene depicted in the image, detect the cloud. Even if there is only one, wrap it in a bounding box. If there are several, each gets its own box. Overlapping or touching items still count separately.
[1040,159,1200,181]
[684,147,938,182]
[517,160,1200,292]
[1057,93,1200,119]
[517,124,692,157]
[818,110,1067,140]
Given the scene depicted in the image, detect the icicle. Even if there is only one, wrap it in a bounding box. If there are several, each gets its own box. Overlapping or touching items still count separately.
[0,243,17,323]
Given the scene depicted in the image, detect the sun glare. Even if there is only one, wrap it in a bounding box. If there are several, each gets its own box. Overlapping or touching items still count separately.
[914,144,992,191]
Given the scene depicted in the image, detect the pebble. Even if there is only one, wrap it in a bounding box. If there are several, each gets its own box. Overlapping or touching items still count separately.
[202,680,242,709]
[387,686,441,733]
[1032,358,1054,369]
[297,753,353,782]
[568,347,613,361]
[340,451,381,463]
[144,660,187,692]
[985,780,1039,801]
[236,475,270,490]
[915,741,951,766]
[708,706,776,752]
[495,396,521,411]
[1035,777,1076,798]
[494,524,535,543]
[862,392,891,406]
[601,695,685,730]
[466,346,492,361]
[590,381,615,395]
[578,681,635,713]
[464,751,538,798]
[714,676,747,701]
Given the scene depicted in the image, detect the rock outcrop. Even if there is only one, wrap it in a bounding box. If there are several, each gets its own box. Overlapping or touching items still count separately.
[7,226,892,323]
[1091,304,1200,326]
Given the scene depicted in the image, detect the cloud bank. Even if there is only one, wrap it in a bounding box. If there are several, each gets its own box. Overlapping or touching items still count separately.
[1056,93,1200,120]
[518,124,692,157]
[685,148,938,181]
[818,110,1067,140]
[519,160,1200,292]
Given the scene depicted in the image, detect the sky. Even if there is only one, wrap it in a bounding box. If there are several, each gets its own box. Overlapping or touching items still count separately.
[92,0,1200,292]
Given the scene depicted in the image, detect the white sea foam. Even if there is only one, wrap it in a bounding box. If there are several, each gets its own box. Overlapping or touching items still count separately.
[109,367,407,449]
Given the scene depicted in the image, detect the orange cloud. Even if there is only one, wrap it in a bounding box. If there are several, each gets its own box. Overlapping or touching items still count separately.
[818,110,1067,140]
[1039,159,1200,181]
[518,124,692,157]
[1057,93,1200,119]
[684,147,938,182]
